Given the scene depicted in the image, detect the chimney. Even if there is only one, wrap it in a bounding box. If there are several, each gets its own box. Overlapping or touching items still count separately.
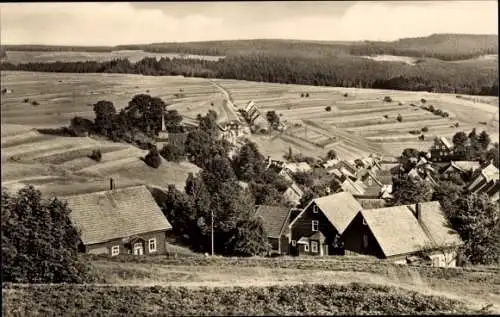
[110,178,114,190]
[415,203,421,221]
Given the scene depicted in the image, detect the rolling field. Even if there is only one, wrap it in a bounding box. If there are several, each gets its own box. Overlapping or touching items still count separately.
[1,71,498,165]
[1,50,223,64]
[1,123,199,197]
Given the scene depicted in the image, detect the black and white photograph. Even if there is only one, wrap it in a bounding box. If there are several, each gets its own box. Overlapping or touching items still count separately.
[1,1,499,315]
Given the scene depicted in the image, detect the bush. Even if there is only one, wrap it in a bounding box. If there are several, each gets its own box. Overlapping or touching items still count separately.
[23,98,29,103]
[398,102,403,105]
[455,122,460,127]
[343,92,348,97]
[144,147,162,168]
[433,108,443,116]
[31,100,39,106]
[428,105,435,112]
[442,112,450,118]
[397,114,403,122]
[421,98,427,103]
[325,106,332,112]
[160,143,185,162]
[1,186,96,283]
[327,149,337,159]
[383,96,392,103]
[409,130,421,135]
[300,93,304,98]
[419,134,425,140]
[89,149,102,162]
[305,92,309,98]
[421,126,429,132]
[383,114,389,119]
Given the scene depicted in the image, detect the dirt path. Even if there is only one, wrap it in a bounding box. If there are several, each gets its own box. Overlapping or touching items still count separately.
[93,261,499,314]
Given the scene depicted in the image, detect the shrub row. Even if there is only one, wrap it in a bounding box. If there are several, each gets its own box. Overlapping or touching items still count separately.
[2,283,477,316]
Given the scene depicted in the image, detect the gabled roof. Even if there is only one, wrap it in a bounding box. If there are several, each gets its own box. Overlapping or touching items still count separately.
[481,163,499,182]
[63,185,172,246]
[361,206,432,257]
[361,201,462,258]
[284,162,312,173]
[255,205,291,239]
[322,159,339,168]
[288,182,304,197]
[407,201,462,247]
[439,136,454,150]
[341,178,366,196]
[340,167,356,180]
[447,161,481,173]
[291,192,362,234]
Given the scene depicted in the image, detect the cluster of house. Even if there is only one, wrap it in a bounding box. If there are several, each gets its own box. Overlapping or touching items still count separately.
[255,192,462,267]
[264,155,396,208]
[61,133,497,267]
[61,180,462,268]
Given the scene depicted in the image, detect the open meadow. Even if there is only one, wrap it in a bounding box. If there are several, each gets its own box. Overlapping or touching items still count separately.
[3,255,499,315]
[1,70,498,190]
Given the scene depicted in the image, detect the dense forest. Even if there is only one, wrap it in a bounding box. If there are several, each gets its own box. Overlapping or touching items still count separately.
[2,34,497,60]
[2,52,498,96]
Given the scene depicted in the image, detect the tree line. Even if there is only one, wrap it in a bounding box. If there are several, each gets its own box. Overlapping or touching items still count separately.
[1,53,498,96]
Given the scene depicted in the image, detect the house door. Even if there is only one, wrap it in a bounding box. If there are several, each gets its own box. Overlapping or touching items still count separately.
[133,242,144,255]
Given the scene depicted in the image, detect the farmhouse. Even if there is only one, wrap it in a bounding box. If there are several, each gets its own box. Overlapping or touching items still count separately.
[282,182,304,206]
[442,161,481,177]
[254,205,292,255]
[342,201,463,267]
[63,184,172,256]
[467,162,499,202]
[288,192,362,256]
[430,136,454,162]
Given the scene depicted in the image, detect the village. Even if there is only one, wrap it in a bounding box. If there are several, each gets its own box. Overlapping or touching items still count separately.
[1,3,499,314]
[56,95,499,269]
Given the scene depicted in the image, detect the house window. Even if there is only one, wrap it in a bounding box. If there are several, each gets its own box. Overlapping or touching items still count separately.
[362,234,369,249]
[362,218,368,226]
[313,205,318,213]
[291,240,296,247]
[304,244,309,252]
[148,238,157,253]
[312,220,319,232]
[367,177,372,185]
[111,245,120,256]
[311,241,318,253]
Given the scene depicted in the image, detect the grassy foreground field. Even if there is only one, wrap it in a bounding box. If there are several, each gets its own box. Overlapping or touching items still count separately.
[3,255,499,316]
[2,283,478,316]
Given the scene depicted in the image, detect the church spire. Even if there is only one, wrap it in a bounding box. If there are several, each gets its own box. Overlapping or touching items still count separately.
[161,107,166,132]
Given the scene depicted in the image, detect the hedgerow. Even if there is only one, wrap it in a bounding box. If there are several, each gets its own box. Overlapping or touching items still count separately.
[2,283,478,316]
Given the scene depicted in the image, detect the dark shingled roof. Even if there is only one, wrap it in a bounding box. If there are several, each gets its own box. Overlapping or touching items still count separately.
[63,185,172,245]
[255,205,291,239]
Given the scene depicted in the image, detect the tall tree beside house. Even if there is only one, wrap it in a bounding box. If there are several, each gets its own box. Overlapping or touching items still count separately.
[231,139,267,182]
[124,94,168,136]
[478,130,491,150]
[391,175,433,206]
[266,110,280,129]
[441,193,500,265]
[486,142,499,168]
[327,149,337,160]
[163,109,183,132]
[93,100,117,136]
[400,148,420,172]
[1,186,96,283]
[163,160,268,255]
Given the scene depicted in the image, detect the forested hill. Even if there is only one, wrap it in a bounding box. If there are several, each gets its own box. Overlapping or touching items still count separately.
[2,53,498,96]
[1,34,498,61]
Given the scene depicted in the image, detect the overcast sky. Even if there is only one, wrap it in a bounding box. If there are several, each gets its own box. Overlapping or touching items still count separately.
[0,1,497,45]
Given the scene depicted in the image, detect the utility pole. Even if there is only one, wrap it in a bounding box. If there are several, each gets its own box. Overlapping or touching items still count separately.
[211,209,214,256]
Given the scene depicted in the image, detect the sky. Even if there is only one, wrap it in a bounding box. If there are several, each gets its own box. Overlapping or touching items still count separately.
[0,1,497,46]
